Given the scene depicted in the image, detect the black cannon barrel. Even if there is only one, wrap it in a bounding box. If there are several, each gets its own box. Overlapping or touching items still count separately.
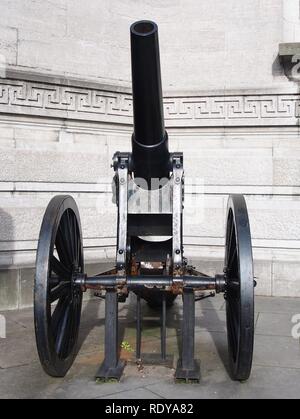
[130,20,170,184]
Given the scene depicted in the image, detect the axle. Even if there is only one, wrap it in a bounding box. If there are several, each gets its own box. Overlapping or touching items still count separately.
[75,274,226,293]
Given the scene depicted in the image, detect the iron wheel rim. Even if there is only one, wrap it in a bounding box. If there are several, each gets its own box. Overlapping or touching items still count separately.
[34,195,84,377]
[225,194,254,381]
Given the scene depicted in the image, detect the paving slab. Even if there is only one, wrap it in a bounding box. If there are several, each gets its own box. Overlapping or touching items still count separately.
[98,387,163,400]
[254,296,300,315]
[0,307,34,331]
[253,334,300,369]
[0,328,38,369]
[145,365,300,399]
[0,363,64,399]
[0,317,28,338]
[0,295,300,398]
[46,365,171,400]
[255,312,296,337]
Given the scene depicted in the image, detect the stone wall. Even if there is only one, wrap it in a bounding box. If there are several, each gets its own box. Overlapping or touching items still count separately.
[283,0,300,42]
[0,0,291,90]
[0,1,300,309]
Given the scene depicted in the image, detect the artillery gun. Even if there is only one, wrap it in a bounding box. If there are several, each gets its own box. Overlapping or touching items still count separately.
[34,21,255,382]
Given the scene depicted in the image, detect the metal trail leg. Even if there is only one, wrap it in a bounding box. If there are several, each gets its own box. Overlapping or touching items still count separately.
[136,295,142,359]
[96,289,126,381]
[161,293,167,360]
[175,289,200,382]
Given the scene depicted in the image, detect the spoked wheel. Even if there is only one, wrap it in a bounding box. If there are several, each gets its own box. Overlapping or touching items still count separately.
[34,195,84,377]
[225,195,254,381]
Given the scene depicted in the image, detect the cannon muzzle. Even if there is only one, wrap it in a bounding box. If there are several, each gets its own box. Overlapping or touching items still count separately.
[130,21,170,185]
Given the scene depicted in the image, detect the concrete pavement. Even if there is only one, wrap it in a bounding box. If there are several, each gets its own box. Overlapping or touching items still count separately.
[0,294,300,399]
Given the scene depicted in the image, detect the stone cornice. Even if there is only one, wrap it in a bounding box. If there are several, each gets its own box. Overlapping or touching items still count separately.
[0,74,299,127]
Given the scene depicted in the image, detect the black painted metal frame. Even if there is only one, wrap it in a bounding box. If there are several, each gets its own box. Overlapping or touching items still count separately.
[95,290,125,381]
[175,289,200,382]
[86,150,226,383]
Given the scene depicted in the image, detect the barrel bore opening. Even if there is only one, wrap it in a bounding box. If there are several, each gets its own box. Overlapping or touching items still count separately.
[133,21,155,35]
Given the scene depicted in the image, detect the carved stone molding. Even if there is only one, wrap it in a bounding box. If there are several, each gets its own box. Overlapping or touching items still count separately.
[0,78,299,127]
[279,43,300,81]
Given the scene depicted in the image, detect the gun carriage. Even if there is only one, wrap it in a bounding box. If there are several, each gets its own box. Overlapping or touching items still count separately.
[34,21,255,383]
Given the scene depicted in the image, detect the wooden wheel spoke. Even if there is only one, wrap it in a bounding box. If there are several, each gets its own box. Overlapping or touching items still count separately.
[72,214,80,267]
[67,210,75,261]
[68,294,80,353]
[227,218,234,262]
[51,255,71,280]
[55,302,72,358]
[50,281,70,304]
[227,279,240,299]
[49,276,60,288]
[56,227,73,269]
[227,247,237,273]
[51,295,70,338]
[228,298,239,350]
[62,210,76,265]
[228,279,240,289]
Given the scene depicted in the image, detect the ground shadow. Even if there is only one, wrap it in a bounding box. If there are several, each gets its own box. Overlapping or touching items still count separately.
[165,294,229,376]
[76,285,230,378]
[76,290,138,363]
[198,297,230,375]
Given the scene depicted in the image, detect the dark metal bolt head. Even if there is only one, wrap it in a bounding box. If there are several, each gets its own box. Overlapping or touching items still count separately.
[118,249,124,254]
[175,249,180,254]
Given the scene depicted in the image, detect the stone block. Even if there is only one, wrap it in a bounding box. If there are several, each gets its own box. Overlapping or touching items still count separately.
[0,0,290,90]
[247,197,300,241]
[0,270,19,310]
[0,26,18,66]
[66,0,108,42]
[0,125,14,144]
[184,196,225,238]
[14,127,59,145]
[273,149,300,186]
[0,148,108,183]
[190,258,224,277]
[0,0,67,37]
[183,148,273,186]
[0,208,14,242]
[273,261,300,297]
[254,260,272,296]
[19,268,35,308]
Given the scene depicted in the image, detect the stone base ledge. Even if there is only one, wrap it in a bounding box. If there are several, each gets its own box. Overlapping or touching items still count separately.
[1,246,300,310]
